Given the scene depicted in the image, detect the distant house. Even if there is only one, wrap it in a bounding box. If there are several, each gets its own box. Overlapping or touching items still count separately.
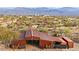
[10,28,74,49]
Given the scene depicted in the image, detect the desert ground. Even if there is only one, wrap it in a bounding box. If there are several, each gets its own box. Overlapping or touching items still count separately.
[0,16,79,51]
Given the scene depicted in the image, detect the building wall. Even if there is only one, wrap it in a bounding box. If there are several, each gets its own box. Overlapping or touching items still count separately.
[62,37,74,48]
[10,39,26,48]
[39,40,52,48]
[67,42,74,48]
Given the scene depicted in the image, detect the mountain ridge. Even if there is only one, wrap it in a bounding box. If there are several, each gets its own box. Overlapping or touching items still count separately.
[0,7,79,16]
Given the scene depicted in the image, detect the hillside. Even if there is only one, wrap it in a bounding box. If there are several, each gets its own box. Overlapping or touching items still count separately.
[0,7,79,16]
[0,15,79,50]
[0,15,79,41]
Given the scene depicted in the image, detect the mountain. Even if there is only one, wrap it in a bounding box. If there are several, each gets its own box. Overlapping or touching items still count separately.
[0,7,79,16]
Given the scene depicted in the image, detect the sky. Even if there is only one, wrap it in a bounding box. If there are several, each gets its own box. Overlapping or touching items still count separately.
[0,0,79,7]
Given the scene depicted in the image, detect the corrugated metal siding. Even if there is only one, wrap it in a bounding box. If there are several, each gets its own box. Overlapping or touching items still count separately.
[25,29,62,42]
[62,36,74,48]
[10,40,26,48]
[39,40,52,48]
[19,32,26,39]
[13,29,73,48]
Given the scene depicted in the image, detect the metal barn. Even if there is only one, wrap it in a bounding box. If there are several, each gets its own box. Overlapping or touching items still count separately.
[10,28,74,49]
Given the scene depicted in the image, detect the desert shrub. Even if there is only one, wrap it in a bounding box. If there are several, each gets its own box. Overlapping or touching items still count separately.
[0,27,19,46]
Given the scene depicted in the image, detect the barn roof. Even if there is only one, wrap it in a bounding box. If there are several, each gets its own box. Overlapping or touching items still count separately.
[62,36,73,43]
[19,31,26,39]
[24,28,66,43]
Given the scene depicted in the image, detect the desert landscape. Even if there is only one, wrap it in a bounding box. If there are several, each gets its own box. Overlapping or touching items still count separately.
[0,15,79,51]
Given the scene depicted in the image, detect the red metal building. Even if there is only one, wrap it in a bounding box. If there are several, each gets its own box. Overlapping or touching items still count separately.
[10,28,74,49]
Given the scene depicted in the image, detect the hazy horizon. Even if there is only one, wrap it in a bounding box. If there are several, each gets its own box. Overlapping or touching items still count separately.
[0,7,78,8]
